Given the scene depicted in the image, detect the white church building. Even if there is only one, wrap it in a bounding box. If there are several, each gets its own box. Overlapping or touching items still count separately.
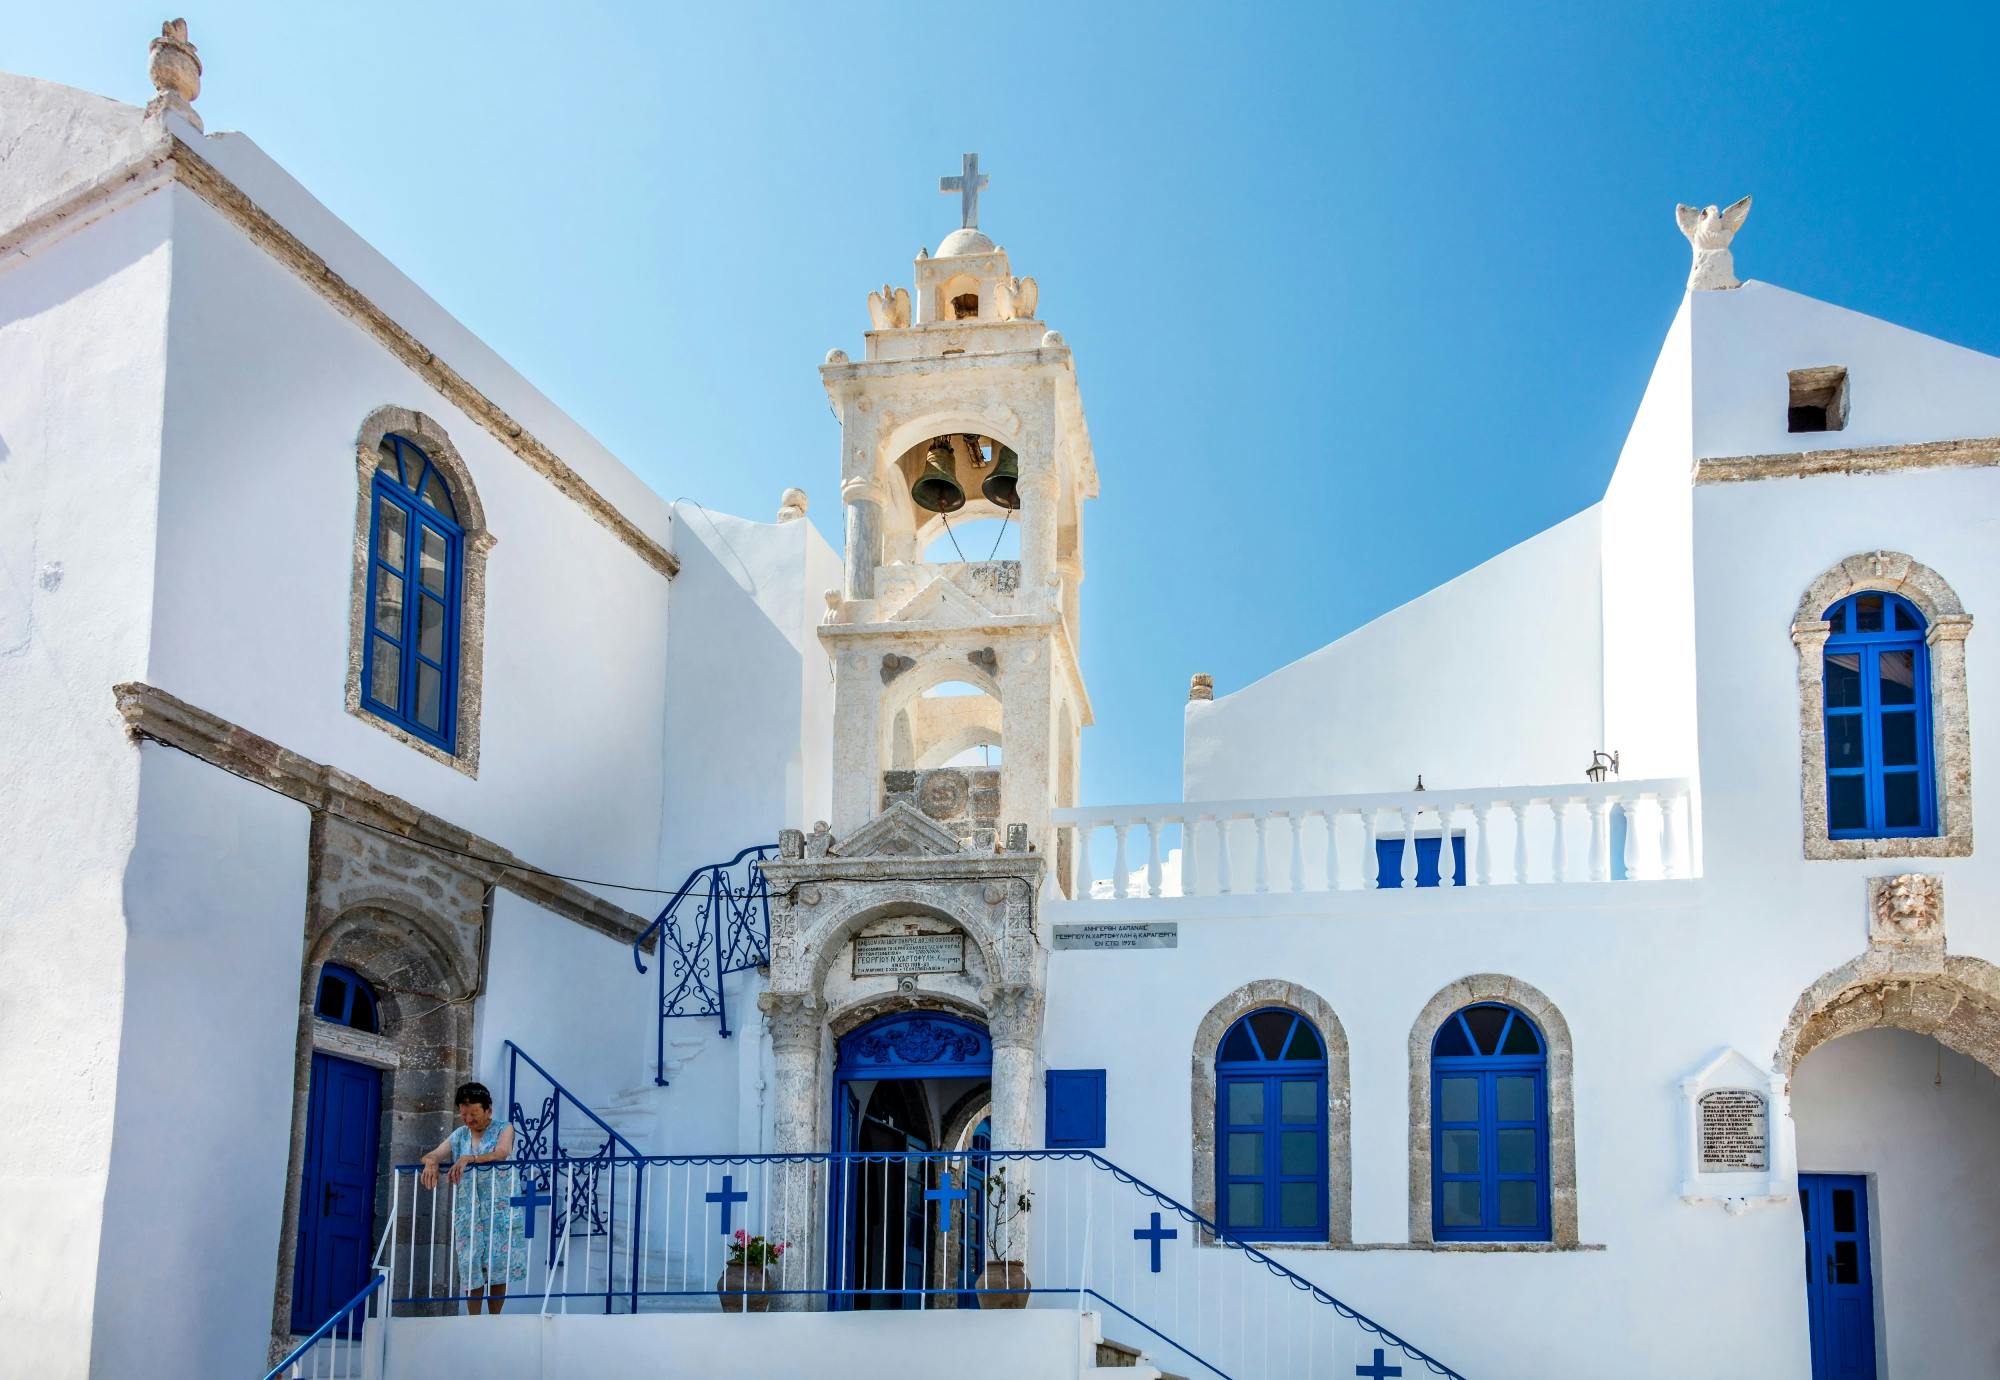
[5,23,1997,1380]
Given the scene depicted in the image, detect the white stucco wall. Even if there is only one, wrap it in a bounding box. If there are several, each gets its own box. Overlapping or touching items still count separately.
[1792,1028,2000,1379]
[91,745,311,1380]
[0,190,173,1377]
[1184,507,1605,801]
[1601,298,1698,781]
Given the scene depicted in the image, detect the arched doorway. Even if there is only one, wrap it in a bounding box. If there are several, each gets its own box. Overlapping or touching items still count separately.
[830,1011,991,1309]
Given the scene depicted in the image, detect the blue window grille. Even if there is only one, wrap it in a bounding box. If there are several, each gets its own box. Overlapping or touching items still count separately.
[1215,1008,1327,1242]
[1431,1002,1548,1241]
[314,963,379,1033]
[361,436,462,753]
[1823,592,1935,839]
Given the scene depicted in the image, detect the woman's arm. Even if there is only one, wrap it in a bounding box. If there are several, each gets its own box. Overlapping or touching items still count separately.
[418,1133,455,1189]
[469,1124,516,1164]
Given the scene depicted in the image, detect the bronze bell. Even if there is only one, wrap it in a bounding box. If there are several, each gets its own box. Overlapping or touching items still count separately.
[981,445,1020,510]
[910,439,965,513]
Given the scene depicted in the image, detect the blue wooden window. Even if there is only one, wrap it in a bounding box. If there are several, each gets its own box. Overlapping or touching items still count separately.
[1216,1008,1326,1241]
[1431,1002,1548,1241]
[1823,592,1935,839]
[314,963,378,1033]
[1045,1069,1107,1149]
[1374,834,1467,888]
[362,436,463,753]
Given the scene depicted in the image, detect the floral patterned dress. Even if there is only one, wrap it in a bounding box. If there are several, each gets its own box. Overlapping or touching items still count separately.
[450,1121,529,1288]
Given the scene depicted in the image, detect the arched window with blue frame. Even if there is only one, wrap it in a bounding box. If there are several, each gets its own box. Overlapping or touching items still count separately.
[1431,1002,1548,1241]
[1216,1007,1327,1241]
[1823,591,1935,838]
[362,435,463,752]
[313,963,379,1034]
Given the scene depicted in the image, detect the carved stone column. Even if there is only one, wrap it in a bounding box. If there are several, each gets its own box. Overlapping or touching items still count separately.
[842,481,882,600]
[758,990,824,1308]
[984,982,1045,1152]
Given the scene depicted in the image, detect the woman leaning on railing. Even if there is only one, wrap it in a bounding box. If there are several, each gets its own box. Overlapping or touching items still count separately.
[417,1080,527,1315]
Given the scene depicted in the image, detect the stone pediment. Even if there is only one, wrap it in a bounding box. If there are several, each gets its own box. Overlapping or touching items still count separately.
[889,575,996,624]
[834,802,966,859]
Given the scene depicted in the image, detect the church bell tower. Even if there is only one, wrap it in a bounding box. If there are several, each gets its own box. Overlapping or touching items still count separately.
[758,158,1097,1191]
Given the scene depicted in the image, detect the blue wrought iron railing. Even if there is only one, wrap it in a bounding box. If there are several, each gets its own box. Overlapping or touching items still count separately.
[376,1148,1469,1379]
[261,1270,382,1379]
[504,1040,645,1277]
[631,843,776,1081]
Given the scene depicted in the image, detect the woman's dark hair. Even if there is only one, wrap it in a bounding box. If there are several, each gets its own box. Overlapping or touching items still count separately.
[453,1081,493,1110]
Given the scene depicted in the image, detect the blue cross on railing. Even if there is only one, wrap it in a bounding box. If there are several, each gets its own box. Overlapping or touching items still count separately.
[1356,1349,1404,1379]
[924,1169,970,1234]
[508,1181,553,1240]
[706,1175,750,1236]
[1133,1211,1179,1273]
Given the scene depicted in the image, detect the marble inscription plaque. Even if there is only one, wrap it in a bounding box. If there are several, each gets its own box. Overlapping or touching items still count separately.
[851,933,966,977]
[1051,922,1179,952]
[1698,1089,1768,1173]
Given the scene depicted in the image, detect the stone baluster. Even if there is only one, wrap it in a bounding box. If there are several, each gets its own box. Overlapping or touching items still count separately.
[1074,824,1093,899]
[1362,810,1381,888]
[1112,821,1131,899]
[1288,812,1305,893]
[1621,798,1644,879]
[1215,818,1233,895]
[1146,819,1164,898]
[1252,814,1271,894]
[1436,804,1457,888]
[1471,802,1494,886]
[1661,792,1687,880]
[1510,799,1531,884]
[1550,799,1570,883]
[1586,798,1612,882]
[1183,818,1202,896]
[1322,810,1342,892]
[1400,808,1420,889]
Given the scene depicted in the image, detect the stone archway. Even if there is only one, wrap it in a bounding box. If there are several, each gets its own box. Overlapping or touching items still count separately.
[1775,952,2000,1083]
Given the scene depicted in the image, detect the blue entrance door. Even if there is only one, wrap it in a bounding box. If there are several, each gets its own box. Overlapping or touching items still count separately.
[292,1053,381,1333]
[1800,1173,1877,1380]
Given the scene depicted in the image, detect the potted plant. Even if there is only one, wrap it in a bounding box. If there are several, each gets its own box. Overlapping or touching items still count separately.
[717,1229,786,1312]
[977,1168,1034,1307]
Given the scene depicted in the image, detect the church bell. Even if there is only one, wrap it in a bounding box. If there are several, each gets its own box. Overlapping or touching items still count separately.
[980,445,1020,510]
[910,438,966,513]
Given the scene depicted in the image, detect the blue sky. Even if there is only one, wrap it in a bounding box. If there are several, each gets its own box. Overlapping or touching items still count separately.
[19,3,2000,810]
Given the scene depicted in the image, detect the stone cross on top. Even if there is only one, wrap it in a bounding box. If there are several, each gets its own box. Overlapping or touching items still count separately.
[940,153,989,229]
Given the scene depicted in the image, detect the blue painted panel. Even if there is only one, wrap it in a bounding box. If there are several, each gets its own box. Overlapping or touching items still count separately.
[1431,1003,1549,1242]
[1045,1068,1107,1149]
[1823,592,1935,840]
[1215,1009,1327,1241]
[833,1012,992,1077]
[1801,1173,1877,1380]
[359,435,463,755]
[1373,834,1468,888]
[292,1053,381,1334]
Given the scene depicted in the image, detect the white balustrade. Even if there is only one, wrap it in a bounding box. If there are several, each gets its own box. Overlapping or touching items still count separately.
[1055,778,1696,901]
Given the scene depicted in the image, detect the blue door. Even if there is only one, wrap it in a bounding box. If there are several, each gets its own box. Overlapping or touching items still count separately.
[292,1053,381,1334]
[1800,1173,1877,1380]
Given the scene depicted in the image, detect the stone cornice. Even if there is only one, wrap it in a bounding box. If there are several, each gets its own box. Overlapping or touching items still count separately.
[2,133,676,579]
[760,850,1046,890]
[114,681,652,945]
[1695,435,2000,485]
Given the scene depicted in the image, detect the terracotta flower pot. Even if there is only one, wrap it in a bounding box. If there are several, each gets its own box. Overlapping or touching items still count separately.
[716,1262,772,1312]
[979,1259,1030,1308]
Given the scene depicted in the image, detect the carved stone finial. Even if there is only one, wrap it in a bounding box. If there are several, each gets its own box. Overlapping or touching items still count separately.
[803,821,835,859]
[1675,196,1752,291]
[1005,823,1029,854]
[993,275,1040,321]
[1040,330,1065,349]
[777,487,809,523]
[778,828,805,860]
[880,653,915,684]
[820,588,843,626]
[867,284,912,331]
[1869,873,1944,951]
[147,18,203,131]
[824,348,848,365]
[1189,672,1214,702]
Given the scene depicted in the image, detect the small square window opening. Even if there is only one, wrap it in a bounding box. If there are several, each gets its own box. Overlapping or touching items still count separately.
[1788,366,1849,433]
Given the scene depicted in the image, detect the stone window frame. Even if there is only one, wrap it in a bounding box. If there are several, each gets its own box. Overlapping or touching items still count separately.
[1793,551,1972,860]
[1192,980,1351,1246]
[347,406,494,776]
[1407,975,1577,1248]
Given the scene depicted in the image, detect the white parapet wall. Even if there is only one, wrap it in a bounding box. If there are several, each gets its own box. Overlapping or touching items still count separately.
[379,1307,1095,1380]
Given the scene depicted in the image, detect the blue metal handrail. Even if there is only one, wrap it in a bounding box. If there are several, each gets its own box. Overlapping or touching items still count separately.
[261,1271,382,1380]
[630,843,776,1080]
[504,1040,642,1159]
[382,1149,1467,1378]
